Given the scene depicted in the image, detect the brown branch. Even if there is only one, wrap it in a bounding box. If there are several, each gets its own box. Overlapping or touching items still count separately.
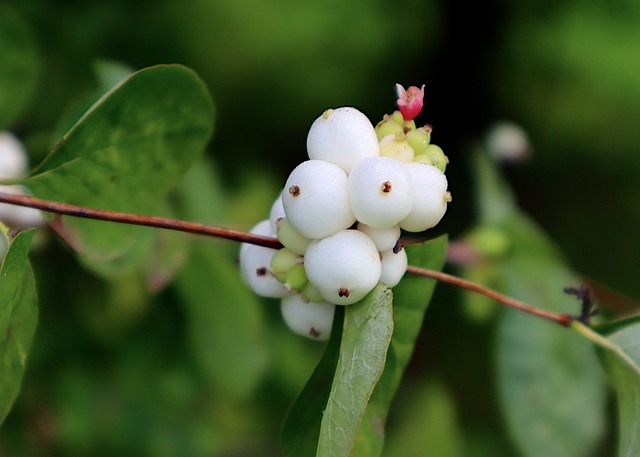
[0,192,282,249]
[406,265,575,327]
[1,191,575,327]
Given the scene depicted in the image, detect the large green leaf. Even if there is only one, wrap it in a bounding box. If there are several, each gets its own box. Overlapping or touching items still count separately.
[316,283,394,457]
[174,239,269,400]
[470,151,607,457]
[281,306,345,457]
[24,64,214,261]
[0,4,38,129]
[0,228,38,424]
[497,249,606,457]
[588,322,640,457]
[351,235,448,457]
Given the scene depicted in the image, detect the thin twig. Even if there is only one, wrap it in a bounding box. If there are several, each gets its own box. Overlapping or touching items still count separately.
[0,192,282,249]
[1,191,574,326]
[406,265,575,327]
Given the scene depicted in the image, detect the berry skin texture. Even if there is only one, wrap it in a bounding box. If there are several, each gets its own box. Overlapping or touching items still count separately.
[304,229,381,305]
[306,107,380,173]
[281,294,335,341]
[379,248,408,287]
[239,220,288,298]
[400,162,449,232]
[348,156,413,229]
[356,223,401,252]
[282,160,355,240]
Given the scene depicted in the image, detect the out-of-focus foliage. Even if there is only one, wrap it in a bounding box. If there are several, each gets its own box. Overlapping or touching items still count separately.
[1,0,639,455]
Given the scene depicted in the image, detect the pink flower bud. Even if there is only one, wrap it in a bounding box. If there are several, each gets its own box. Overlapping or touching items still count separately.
[395,83,425,121]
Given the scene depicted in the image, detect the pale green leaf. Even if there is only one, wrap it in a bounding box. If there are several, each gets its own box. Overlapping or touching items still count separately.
[316,284,394,457]
[25,64,214,262]
[0,228,37,424]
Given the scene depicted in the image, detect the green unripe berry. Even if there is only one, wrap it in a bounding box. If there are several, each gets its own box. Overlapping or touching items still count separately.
[276,217,311,255]
[424,144,448,172]
[402,119,416,131]
[391,110,404,125]
[375,115,404,140]
[301,281,325,303]
[379,133,414,163]
[413,153,433,165]
[284,264,309,291]
[405,126,432,155]
[270,248,302,283]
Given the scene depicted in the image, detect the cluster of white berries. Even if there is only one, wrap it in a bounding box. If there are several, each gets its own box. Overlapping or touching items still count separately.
[239,85,451,341]
[0,132,43,231]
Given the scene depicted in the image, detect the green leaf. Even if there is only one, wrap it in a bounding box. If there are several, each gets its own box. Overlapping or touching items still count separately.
[316,283,394,457]
[174,240,268,400]
[351,235,448,457]
[0,4,38,128]
[471,150,607,457]
[0,228,38,425]
[24,64,214,262]
[497,253,606,457]
[590,322,640,456]
[281,306,345,457]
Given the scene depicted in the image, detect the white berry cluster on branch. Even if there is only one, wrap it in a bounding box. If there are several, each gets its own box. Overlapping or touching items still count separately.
[240,84,451,341]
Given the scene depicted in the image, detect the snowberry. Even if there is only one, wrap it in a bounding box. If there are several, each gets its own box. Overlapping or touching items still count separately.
[275,217,311,256]
[281,294,335,341]
[375,114,404,140]
[0,185,44,229]
[405,126,432,155]
[400,162,449,232]
[269,191,286,234]
[306,107,379,173]
[0,132,28,180]
[239,220,288,298]
[348,156,413,229]
[282,160,355,239]
[284,264,309,291]
[356,223,400,252]
[379,133,415,163]
[379,248,408,287]
[304,229,381,305]
[270,247,302,283]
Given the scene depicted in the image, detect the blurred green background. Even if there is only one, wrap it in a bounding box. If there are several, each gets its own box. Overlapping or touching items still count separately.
[2,0,639,455]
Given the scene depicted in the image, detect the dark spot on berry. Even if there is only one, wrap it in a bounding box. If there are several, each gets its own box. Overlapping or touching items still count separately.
[256,267,268,277]
[338,287,350,297]
[309,327,320,338]
[381,181,392,193]
[289,185,301,197]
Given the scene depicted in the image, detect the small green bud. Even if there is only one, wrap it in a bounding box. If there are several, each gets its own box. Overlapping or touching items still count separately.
[391,110,404,125]
[375,114,404,140]
[301,281,326,303]
[402,119,416,131]
[405,125,432,155]
[276,217,311,255]
[270,248,302,283]
[423,144,448,172]
[284,264,309,291]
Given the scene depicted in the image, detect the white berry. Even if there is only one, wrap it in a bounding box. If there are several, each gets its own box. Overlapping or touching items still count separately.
[239,220,288,298]
[282,160,355,239]
[306,107,379,173]
[0,132,28,180]
[356,223,400,252]
[304,229,381,305]
[400,162,449,232]
[348,156,413,229]
[379,248,408,287]
[281,294,335,341]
